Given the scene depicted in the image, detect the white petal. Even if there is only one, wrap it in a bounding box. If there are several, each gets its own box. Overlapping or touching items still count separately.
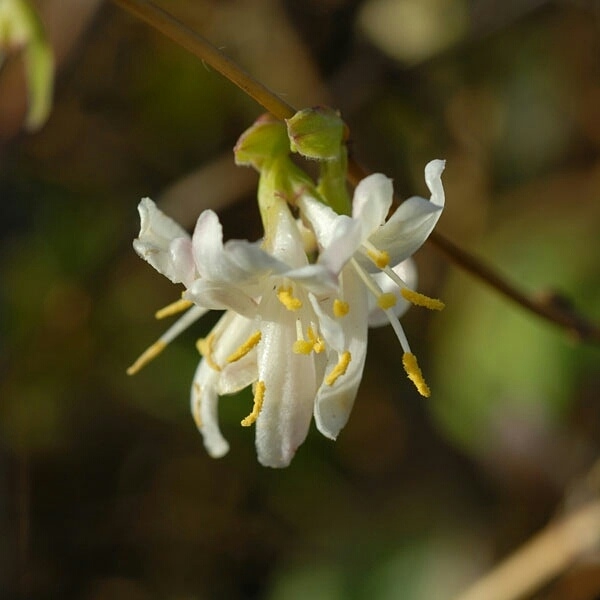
[218,354,258,395]
[297,194,339,247]
[254,295,317,468]
[225,239,285,276]
[213,313,259,394]
[352,173,394,237]
[169,237,197,287]
[191,210,244,282]
[133,198,193,283]
[309,294,345,353]
[365,160,445,268]
[317,215,363,275]
[424,159,446,209]
[314,269,369,440]
[285,263,339,295]
[266,199,310,268]
[368,258,417,327]
[191,359,229,458]
[184,280,258,318]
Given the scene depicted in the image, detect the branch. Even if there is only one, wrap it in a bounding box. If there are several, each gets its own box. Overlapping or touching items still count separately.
[110,0,600,344]
[452,500,600,600]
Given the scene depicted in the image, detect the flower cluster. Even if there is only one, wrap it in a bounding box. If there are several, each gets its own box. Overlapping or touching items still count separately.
[128,111,446,468]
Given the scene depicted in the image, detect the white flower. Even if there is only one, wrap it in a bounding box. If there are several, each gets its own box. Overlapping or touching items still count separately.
[129,197,357,468]
[297,159,446,435]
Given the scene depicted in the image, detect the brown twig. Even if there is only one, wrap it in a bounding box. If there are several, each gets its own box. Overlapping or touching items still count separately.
[110,0,600,344]
[452,500,600,600]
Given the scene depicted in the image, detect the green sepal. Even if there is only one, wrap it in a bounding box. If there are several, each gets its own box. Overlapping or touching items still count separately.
[286,106,347,161]
[234,114,289,170]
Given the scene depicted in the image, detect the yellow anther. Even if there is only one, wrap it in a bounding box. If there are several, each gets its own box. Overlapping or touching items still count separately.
[192,383,202,428]
[377,293,397,310]
[126,340,167,375]
[241,380,266,426]
[401,288,445,311]
[325,351,352,386]
[155,298,194,320]
[402,352,431,397]
[196,333,221,372]
[367,248,390,269]
[333,299,349,317]
[277,286,303,311]
[308,327,325,353]
[293,339,314,354]
[227,331,262,363]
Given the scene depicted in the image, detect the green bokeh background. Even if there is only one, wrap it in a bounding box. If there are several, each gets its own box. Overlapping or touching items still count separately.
[1,1,599,598]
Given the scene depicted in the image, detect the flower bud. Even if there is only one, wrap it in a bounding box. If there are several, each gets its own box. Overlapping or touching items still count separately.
[286,106,347,160]
[234,114,289,170]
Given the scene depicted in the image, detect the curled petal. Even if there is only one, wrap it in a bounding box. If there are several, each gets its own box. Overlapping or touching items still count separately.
[133,198,194,283]
[367,160,445,269]
[191,360,229,458]
[425,159,446,209]
[351,173,394,237]
[368,259,417,327]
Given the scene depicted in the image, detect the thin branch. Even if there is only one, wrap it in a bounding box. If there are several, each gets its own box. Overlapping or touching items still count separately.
[452,500,600,600]
[110,0,296,120]
[110,0,600,344]
[347,161,600,343]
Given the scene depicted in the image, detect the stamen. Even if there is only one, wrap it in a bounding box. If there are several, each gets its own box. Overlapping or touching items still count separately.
[293,320,313,354]
[377,293,397,310]
[155,298,193,319]
[241,380,266,426]
[325,351,352,386]
[277,286,302,311]
[226,331,262,363]
[381,265,445,311]
[191,382,202,428]
[384,308,411,354]
[402,352,431,397]
[351,257,386,299]
[362,240,391,269]
[333,299,349,317]
[126,341,167,375]
[308,326,325,353]
[196,332,221,372]
[293,339,314,354]
[367,248,390,269]
[401,288,445,311]
[127,305,205,375]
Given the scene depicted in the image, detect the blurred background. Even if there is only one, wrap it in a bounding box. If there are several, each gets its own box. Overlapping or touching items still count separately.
[1,0,600,598]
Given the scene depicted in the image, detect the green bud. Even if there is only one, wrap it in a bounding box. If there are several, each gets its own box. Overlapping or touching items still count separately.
[286,106,347,160]
[233,114,289,170]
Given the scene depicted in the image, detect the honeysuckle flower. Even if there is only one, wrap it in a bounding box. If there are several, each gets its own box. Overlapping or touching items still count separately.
[297,160,446,437]
[128,195,360,467]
